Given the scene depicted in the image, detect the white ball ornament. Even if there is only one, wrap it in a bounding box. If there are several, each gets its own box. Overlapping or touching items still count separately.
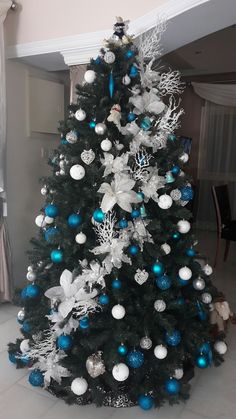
[154,299,166,312]
[201,292,212,304]
[84,70,96,84]
[173,368,184,380]
[161,243,171,255]
[154,344,168,359]
[177,219,191,234]
[71,377,88,395]
[179,266,192,281]
[104,51,116,64]
[45,216,54,224]
[75,232,87,244]
[158,194,173,209]
[95,123,107,136]
[112,363,129,381]
[75,109,86,121]
[26,271,36,282]
[20,339,30,354]
[214,341,227,355]
[179,152,189,163]
[35,214,46,228]
[203,264,213,276]
[122,74,131,85]
[40,186,47,196]
[101,139,112,151]
[70,164,85,180]
[111,304,126,320]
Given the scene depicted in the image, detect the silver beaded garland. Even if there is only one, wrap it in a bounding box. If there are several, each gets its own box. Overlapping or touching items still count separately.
[140,336,152,350]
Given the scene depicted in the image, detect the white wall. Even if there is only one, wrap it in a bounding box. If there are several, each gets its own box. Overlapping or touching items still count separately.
[6,60,70,287]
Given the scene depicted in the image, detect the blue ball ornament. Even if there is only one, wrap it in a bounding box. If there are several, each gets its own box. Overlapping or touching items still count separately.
[168,134,176,141]
[165,378,180,395]
[21,354,30,365]
[119,218,128,229]
[9,353,17,364]
[127,350,144,368]
[138,395,154,410]
[112,278,122,289]
[172,231,181,240]
[89,120,96,129]
[177,276,188,287]
[195,354,208,369]
[61,138,68,145]
[21,287,28,300]
[140,117,152,131]
[44,227,60,242]
[94,56,101,64]
[199,342,211,354]
[131,208,140,218]
[165,330,181,346]
[79,316,90,329]
[118,344,128,356]
[152,261,164,276]
[26,284,41,299]
[129,65,138,77]
[171,165,180,175]
[22,320,31,333]
[180,186,194,201]
[186,248,196,257]
[67,213,82,228]
[129,245,139,255]
[127,112,136,122]
[45,204,59,218]
[29,370,44,387]
[99,294,110,305]
[50,249,63,263]
[57,334,73,350]
[156,275,172,290]
[125,50,135,59]
[93,208,105,223]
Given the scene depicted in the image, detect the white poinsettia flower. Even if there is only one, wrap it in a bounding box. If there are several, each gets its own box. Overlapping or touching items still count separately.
[101,152,130,177]
[98,172,139,213]
[91,237,131,273]
[34,351,70,387]
[129,88,165,115]
[120,219,153,251]
[141,168,166,202]
[74,261,106,295]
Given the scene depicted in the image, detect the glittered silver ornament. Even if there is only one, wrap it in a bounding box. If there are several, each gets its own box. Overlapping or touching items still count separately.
[101,139,112,151]
[104,51,116,64]
[161,243,171,255]
[86,352,105,378]
[193,277,205,291]
[122,74,131,85]
[17,309,25,322]
[140,336,152,350]
[95,123,107,135]
[26,271,36,282]
[134,269,149,285]
[80,149,95,165]
[103,392,136,407]
[154,299,166,312]
[66,130,78,144]
[201,292,212,304]
[27,265,33,272]
[170,189,181,201]
[40,186,47,196]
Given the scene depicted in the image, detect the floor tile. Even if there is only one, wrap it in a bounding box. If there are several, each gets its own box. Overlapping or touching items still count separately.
[0,316,21,352]
[178,408,210,419]
[0,351,27,393]
[17,374,58,401]
[41,401,115,419]
[110,403,184,419]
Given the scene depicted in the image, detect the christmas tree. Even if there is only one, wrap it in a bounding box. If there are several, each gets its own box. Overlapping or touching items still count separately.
[8,18,228,410]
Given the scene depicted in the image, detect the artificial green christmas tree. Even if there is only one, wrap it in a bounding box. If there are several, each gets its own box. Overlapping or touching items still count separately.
[9,18,227,410]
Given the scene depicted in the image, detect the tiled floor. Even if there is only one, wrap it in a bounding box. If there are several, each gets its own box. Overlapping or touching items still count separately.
[0,230,235,419]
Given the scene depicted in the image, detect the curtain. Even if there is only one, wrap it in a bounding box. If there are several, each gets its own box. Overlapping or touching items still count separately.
[0,0,12,301]
[197,101,236,229]
[192,82,236,107]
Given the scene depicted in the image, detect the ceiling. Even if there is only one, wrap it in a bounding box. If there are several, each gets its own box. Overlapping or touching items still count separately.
[163,25,236,77]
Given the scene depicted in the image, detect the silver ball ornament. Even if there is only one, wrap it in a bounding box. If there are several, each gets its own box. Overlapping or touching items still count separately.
[75,232,87,244]
[161,243,171,255]
[122,74,131,85]
[193,277,205,291]
[75,109,86,121]
[154,344,168,359]
[45,216,54,224]
[84,70,96,83]
[71,377,88,395]
[40,186,47,196]
[17,309,25,322]
[177,219,191,234]
[104,51,116,64]
[26,271,36,282]
[201,292,212,304]
[86,352,105,378]
[95,123,107,136]
[66,130,78,144]
[214,341,227,355]
[170,189,181,201]
[101,139,112,151]
[70,164,85,180]
[140,336,152,350]
[112,363,129,381]
[154,299,166,312]
[27,265,33,272]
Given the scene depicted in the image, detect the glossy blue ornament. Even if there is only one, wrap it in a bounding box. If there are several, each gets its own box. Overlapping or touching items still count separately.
[118,344,128,356]
[127,112,136,122]
[57,334,73,350]
[138,395,154,410]
[109,71,115,98]
[68,213,82,228]
[29,370,44,387]
[9,353,17,364]
[99,294,110,305]
[199,342,211,354]
[152,261,164,276]
[93,208,105,223]
[21,354,30,365]
[171,165,181,175]
[172,231,181,240]
[196,354,208,369]
[94,56,101,64]
[21,287,28,300]
[119,218,128,229]
[129,65,138,77]
[129,245,139,255]
[165,330,181,346]
[61,138,68,145]
[44,227,60,242]
[168,134,176,141]
[186,248,196,257]
[112,278,122,289]
[50,249,63,263]
[22,320,31,333]
[180,186,194,201]
[165,378,180,395]
[45,204,59,218]
[197,301,207,321]
[125,50,135,59]
[140,117,152,131]
[79,316,90,329]
[89,120,96,129]
[178,276,188,287]
[127,350,144,368]
[156,275,172,290]
[131,208,140,219]
[26,284,41,299]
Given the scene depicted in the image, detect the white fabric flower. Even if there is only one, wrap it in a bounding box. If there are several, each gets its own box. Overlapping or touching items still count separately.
[141,168,166,202]
[129,88,165,115]
[91,237,131,273]
[34,351,70,387]
[101,152,129,177]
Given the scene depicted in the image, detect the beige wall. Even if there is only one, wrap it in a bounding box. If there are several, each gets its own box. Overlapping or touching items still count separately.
[5,0,166,46]
[6,60,69,287]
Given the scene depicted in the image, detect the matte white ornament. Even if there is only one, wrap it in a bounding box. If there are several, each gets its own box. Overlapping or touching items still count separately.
[170,189,181,201]
[177,219,191,234]
[201,292,212,304]
[20,339,30,353]
[35,214,46,227]
[81,149,95,165]
[84,70,96,83]
[111,304,125,319]
[71,377,88,395]
[214,341,227,355]
[26,271,36,282]
[179,266,192,280]
[40,186,47,196]
[75,109,86,121]
[75,232,87,244]
[134,269,149,285]
[158,194,173,209]
[112,363,129,381]
[154,344,168,359]
[173,368,184,379]
[104,51,116,63]
[45,216,54,224]
[179,152,189,163]
[203,264,213,276]
[154,299,166,312]
[95,123,107,136]
[161,243,171,255]
[66,130,78,144]
[101,139,112,151]
[70,164,85,180]
[122,74,131,85]
[193,277,205,291]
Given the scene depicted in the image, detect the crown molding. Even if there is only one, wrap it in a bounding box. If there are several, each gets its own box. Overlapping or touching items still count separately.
[6,0,210,66]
